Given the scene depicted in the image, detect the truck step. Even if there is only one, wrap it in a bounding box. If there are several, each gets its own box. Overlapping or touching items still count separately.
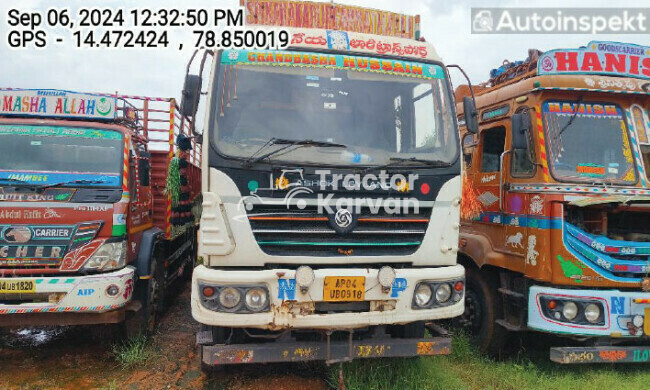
[425,322,451,336]
[495,319,526,332]
[498,288,525,300]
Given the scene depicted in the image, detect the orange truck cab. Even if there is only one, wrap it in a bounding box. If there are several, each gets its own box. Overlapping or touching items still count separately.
[0,89,201,334]
[456,41,650,363]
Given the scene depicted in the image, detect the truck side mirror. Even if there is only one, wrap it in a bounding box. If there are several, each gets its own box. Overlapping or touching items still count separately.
[138,151,151,187]
[461,133,475,167]
[463,96,479,134]
[511,112,531,150]
[181,74,202,118]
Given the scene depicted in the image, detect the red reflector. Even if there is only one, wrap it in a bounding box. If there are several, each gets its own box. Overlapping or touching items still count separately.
[454,281,464,291]
[548,300,557,310]
[202,286,215,297]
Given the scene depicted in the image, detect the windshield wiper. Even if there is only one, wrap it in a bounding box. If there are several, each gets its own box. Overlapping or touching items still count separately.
[243,137,346,167]
[361,157,450,174]
[555,96,583,139]
[37,179,108,190]
[0,177,30,184]
[0,177,41,190]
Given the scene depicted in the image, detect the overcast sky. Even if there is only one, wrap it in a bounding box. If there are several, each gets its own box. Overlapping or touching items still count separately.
[1,0,648,105]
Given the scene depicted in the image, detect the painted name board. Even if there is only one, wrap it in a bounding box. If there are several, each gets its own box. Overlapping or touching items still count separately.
[241,0,420,40]
[538,41,650,79]
[0,89,117,120]
[544,101,622,118]
[222,49,444,79]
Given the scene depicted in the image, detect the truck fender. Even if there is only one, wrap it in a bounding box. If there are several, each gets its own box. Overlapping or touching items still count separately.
[134,227,165,278]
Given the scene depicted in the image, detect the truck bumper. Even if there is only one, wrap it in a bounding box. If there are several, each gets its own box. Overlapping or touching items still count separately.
[0,266,135,326]
[192,265,464,330]
[199,334,451,365]
[528,285,650,363]
[551,346,650,364]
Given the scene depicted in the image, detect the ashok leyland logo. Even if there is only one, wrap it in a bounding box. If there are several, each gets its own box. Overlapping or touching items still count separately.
[329,208,357,235]
[334,209,352,228]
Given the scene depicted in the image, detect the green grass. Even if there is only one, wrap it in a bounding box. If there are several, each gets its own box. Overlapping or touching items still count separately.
[111,335,157,369]
[329,335,650,390]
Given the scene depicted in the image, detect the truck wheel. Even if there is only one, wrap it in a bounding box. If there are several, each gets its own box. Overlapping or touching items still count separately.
[153,253,167,314]
[124,258,163,338]
[455,267,508,357]
[183,232,198,281]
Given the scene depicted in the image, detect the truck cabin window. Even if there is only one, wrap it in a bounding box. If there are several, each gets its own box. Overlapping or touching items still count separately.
[212,50,457,167]
[481,127,505,172]
[0,125,123,187]
[543,101,636,185]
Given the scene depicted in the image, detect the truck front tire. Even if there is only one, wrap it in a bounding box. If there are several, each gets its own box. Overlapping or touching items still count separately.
[123,255,164,338]
[456,267,508,357]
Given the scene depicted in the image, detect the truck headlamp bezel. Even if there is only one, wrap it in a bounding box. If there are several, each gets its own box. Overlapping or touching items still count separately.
[539,296,605,326]
[198,283,270,313]
[412,278,464,310]
[80,240,127,272]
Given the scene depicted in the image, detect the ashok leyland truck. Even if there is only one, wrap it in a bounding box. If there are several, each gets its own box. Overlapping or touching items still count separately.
[0,89,200,336]
[186,1,465,367]
[456,41,650,363]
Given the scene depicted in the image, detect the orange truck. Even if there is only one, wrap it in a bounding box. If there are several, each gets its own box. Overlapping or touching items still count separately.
[0,89,200,335]
[456,41,650,363]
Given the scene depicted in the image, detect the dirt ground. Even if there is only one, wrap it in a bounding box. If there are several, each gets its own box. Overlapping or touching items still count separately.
[0,282,329,390]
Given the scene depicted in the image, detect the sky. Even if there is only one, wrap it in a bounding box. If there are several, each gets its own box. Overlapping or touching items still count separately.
[1,0,648,116]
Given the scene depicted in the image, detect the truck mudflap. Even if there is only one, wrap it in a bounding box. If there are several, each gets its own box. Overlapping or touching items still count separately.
[551,346,650,364]
[199,334,451,365]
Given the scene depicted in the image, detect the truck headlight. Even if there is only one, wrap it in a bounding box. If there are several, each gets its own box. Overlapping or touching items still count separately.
[245,287,268,312]
[219,287,241,309]
[414,284,433,307]
[435,283,452,303]
[81,240,126,271]
[562,301,578,321]
[584,303,601,323]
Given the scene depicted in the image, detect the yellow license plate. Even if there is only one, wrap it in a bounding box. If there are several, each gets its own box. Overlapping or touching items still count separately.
[323,276,365,302]
[645,308,650,336]
[0,279,36,294]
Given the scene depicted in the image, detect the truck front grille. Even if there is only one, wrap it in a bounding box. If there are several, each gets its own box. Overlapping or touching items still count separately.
[247,204,431,257]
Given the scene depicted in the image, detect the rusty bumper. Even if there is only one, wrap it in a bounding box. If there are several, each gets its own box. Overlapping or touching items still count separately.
[0,308,126,327]
[200,336,451,366]
[551,346,650,364]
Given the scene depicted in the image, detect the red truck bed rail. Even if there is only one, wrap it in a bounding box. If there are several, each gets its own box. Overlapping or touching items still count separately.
[112,95,202,239]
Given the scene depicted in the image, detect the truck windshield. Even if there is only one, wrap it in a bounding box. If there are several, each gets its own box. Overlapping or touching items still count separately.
[213,49,457,166]
[543,101,637,185]
[0,125,123,187]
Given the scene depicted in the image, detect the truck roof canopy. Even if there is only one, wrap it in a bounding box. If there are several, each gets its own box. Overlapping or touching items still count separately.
[454,41,649,107]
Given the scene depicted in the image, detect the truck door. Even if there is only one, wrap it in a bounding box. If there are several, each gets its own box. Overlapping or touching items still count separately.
[476,125,506,251]
[127,144,153,259]
[504,109,538,272]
